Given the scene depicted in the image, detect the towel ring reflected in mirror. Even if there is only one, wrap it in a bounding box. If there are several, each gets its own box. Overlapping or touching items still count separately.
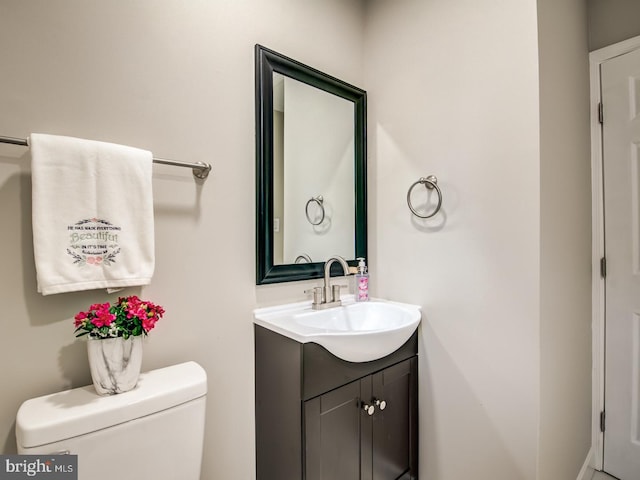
[407,175,443,219]
[305,195,326,225]
[294,254,312,263]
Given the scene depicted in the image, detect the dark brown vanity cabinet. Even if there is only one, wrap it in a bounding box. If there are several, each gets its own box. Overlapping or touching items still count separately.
[305,358,417,480]
[255,325,418,480]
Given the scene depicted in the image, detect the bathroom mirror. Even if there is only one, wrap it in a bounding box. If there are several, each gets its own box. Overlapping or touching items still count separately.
[255,45,367,284]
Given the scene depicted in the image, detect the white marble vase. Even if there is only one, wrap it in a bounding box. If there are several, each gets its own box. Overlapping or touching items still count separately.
[87,336,143,395]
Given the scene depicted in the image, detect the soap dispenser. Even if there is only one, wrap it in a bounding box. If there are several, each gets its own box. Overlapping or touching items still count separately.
[355,257,369,302]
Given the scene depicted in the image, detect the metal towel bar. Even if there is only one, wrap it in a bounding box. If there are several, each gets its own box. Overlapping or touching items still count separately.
[0,135,212,179]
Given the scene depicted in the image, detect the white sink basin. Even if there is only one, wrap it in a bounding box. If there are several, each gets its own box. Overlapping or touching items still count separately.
[253,297,421,362]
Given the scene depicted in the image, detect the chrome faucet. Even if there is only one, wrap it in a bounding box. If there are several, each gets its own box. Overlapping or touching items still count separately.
[305,255,352,310]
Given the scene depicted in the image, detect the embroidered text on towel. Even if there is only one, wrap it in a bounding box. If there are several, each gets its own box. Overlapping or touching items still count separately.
[66,218,122,267]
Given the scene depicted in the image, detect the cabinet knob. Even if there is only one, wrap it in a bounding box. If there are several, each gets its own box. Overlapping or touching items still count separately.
[374,399,387,411]
[361,403,375,416]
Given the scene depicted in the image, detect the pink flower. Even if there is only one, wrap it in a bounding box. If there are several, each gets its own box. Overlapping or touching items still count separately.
[90,310,115,328]
[87,303,115,328]
[122,296,146,319]
[74,311,88,327]
[148,303,165,317]
[142,316,157,332]
[127,305,147,320]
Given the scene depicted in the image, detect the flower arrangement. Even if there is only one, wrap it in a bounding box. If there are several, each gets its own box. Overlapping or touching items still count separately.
[74,296,165,339]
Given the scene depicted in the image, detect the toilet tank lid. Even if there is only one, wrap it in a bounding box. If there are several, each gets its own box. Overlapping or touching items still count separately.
[16,361,207,449]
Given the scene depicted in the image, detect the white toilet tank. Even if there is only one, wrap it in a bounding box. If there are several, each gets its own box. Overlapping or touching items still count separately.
[16,361,207,480]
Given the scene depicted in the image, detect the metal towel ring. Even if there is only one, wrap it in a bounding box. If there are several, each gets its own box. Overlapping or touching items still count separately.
[305,195,325,225]
[294,254,312,263]
[407,175,443,219]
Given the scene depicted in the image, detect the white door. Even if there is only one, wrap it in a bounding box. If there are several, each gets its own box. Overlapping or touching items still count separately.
[602,46,640,480]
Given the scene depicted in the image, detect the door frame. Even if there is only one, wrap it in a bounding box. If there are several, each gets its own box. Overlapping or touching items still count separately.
[589,33,640,472]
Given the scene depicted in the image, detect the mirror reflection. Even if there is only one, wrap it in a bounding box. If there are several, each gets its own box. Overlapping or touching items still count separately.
[255,44,367,284]
[272,72,355,265]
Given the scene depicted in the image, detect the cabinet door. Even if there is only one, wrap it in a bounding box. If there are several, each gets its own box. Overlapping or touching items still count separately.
[371,358,418,480]
[305,378,372,480]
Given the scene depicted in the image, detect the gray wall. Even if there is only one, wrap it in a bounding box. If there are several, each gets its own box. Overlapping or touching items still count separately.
[588,0,640,51]
[0,3,365,480]
[365,0,590,478]
[538,0,593,478]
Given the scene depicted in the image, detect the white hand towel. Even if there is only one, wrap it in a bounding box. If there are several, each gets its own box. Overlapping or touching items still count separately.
[30,133,155,295]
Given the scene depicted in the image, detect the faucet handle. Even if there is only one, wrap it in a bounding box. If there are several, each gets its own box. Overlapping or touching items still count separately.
[304,287,322,305]
[331,284,349,303]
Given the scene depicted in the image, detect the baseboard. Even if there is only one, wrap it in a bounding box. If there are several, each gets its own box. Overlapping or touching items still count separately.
[577,448,595,480]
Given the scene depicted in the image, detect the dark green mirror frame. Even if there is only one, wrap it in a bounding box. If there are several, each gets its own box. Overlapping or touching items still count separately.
[255,44,367,285]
